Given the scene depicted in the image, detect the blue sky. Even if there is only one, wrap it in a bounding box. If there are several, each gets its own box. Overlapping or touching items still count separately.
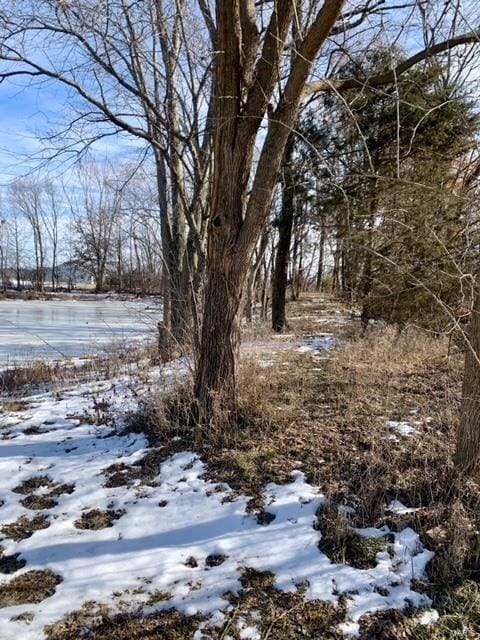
[0,75,146,188]
[0,79,58,182]
[0,0,478,188]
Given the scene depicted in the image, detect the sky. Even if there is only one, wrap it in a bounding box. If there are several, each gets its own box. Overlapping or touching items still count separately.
[0,75,145,189]
[0,0,478,189]
[0,79,56,183]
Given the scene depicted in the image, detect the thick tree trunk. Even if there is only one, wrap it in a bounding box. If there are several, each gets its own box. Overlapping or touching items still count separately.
[456,288,480,474]
[192,108,255,414]
[272,135,295,333]
[194,0,345,418]
[194,258,243,417]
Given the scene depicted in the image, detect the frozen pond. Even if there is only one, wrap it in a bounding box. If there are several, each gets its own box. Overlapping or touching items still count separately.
[0,299,160,367]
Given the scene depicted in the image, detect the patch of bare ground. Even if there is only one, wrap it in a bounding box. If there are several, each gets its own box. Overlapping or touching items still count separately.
[15,479,75,511]
[74,508,125,530]
[0,570,62,607]
[103,448,165,488]
[1,514,50,541]
[317,502,394,569]
[19,494,57,510]
[220,567,344,639]
[0,400,31,414]
[45,603,203,640]
[12,475,55,494]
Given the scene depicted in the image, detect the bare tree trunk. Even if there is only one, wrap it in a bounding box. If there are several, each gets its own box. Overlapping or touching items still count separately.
[154,147,190,348]
[244,229,269,323]
[194,254,243,416]
[456,287,480,474]
[272,135,295,332]
[316,217,326,291]
[289,214,300,302]
[15,231,21,290]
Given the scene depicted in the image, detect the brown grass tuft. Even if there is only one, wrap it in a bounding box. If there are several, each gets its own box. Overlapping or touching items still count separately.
[0,570,62,607]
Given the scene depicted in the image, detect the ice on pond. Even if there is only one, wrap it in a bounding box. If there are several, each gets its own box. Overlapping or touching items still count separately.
[0,299,159,366]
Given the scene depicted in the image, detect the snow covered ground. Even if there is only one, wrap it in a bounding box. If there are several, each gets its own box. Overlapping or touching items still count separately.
[0,365,436,639]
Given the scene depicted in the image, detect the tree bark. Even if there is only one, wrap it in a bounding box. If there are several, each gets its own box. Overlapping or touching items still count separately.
[456,287,480,474]
[194,256,243,417]
[272,135,295,332]
[316,217,326,291]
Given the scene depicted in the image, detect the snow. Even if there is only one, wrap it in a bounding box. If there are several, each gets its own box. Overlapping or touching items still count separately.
[298,333,336,353]
[237,618,261,639]
[314,318,349,326]
[387,500,420,515]
[386,420,419,437]
[0,376,435,639]
[417,609,440,625]
[354,525,390,539]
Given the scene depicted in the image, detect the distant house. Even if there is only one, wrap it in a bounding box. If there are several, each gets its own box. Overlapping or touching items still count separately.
[54,261,95,289]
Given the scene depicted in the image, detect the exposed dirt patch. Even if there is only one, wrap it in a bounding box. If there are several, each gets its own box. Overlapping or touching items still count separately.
[317,504,393,570]
[14,478,74,511]
[74,508,125,530]
[225,567,345,639]
[1,514,50,541]
[185,556,198,568]
[48,483,75,497]
[103,462,142,488]
[205,554,227,568]
[23,426,43,435]
[12,475,55,495]
[256,510,276,526]
[45,604,203,640]
[9,611,34,622]
[239,567,276,590]
[103,449,164,488]
[0,570,62,607]
[145,590,172,605]
[20,494,57,510]
[0,401,30,413]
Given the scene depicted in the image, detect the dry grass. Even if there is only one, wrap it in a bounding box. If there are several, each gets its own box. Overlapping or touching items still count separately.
[0,342,156,395]
[12,475,55,494]
[1,514,50,542]
[125,295,480,637]
[74,508,125,530]
[45,603,203,640]
[0,570,62,607]
[220,567,345,640]
[12,477,75,511]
